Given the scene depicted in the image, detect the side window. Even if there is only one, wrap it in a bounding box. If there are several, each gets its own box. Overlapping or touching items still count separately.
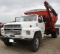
[38,16,43,23]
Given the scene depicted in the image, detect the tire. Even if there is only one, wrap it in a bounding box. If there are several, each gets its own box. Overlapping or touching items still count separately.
[56,28,59,35]
[51,31,58,38]
[31,32,42,52]
[4,42,13,46]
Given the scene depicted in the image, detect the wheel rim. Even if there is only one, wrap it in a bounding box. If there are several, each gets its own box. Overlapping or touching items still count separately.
[35,38,39,49]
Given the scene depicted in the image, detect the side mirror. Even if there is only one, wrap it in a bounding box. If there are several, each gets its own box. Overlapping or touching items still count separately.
[38,19,42,23]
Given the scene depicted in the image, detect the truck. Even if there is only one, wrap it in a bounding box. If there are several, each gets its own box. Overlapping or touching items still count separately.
[1,1,59,52]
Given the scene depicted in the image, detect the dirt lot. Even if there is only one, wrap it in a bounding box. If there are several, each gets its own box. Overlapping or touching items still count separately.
[0,35,60,54]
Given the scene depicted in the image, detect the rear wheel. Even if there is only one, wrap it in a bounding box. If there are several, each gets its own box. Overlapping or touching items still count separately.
[51,31,58,38]
[31,32,42,52]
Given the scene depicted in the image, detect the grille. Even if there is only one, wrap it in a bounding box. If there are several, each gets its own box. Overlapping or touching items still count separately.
[4,29,21,35]
[4,25,21,35]
[4,25,21,29]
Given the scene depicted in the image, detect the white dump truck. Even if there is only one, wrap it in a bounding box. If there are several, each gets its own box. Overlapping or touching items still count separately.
[1,1,59,52]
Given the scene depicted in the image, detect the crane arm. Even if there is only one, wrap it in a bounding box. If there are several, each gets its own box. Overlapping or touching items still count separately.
[44,1,58,16]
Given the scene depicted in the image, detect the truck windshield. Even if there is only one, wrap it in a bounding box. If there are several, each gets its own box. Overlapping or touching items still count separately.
[16,15,37,22]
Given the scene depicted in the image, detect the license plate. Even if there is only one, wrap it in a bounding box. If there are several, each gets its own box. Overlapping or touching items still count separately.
[9,39,14,42]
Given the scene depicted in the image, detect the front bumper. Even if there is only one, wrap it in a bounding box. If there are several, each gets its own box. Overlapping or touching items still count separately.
[0,36,32,42]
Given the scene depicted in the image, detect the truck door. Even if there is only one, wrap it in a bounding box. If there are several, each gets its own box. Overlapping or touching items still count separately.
[38,16,45,38]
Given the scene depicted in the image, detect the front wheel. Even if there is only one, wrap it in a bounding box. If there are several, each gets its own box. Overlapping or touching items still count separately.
[31,32,42,52]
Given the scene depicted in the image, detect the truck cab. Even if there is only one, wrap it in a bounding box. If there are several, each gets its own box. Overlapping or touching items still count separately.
[1,14,45,39]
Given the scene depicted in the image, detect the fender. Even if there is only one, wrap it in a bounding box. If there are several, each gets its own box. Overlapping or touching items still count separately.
[22,27,42,38]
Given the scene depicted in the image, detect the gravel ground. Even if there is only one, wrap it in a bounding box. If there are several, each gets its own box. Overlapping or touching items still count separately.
[0,35,60,54]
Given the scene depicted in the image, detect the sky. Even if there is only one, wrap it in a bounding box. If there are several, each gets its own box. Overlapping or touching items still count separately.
[0,0,60,24]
